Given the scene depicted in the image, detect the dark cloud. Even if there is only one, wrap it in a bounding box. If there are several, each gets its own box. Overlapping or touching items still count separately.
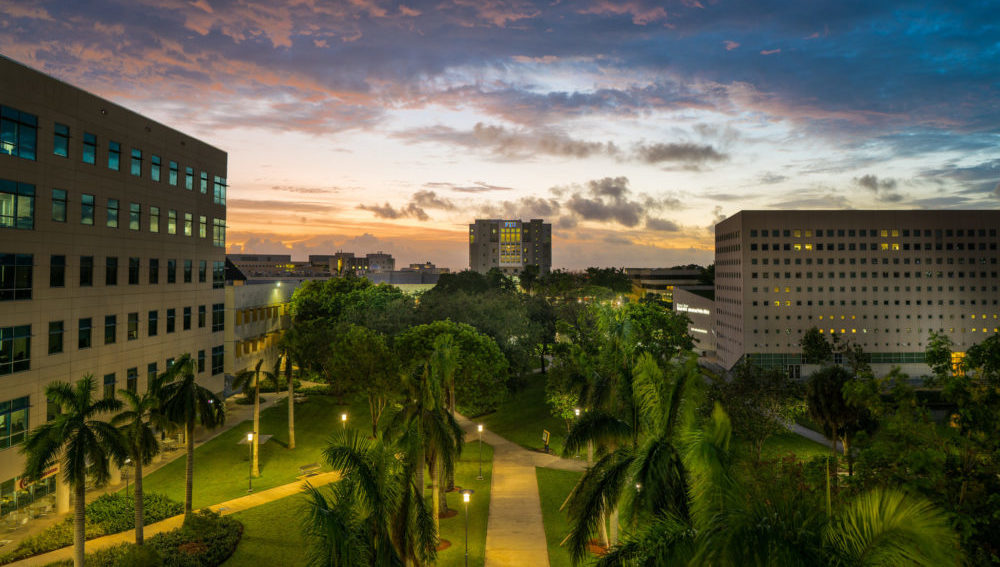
[424,181,514,193]
[636,142,727,164]
[566,177,643,226]
[919,158,1000,195]
[603,234,633,245]
[396,123,620,160]
[228,198,336,212]
[270,185,338,194]
[854,174,903,202]
[768,192,852,209]
[645,217,680,232]
[357,202,429,221]
[410,190,456,210]
[758,172,788,185]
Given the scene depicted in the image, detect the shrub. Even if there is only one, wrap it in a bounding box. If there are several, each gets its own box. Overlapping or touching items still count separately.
[297,384,334,396]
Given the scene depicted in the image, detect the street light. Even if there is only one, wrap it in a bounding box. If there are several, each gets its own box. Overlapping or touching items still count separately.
[341,413,347,429]
[247,432,255,493]
[476,424,484,480]
[123,458,132,495]
[573,408,581,459]
[461,489,475,567]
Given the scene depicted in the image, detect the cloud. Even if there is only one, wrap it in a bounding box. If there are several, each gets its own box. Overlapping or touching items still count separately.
[564,177,644,227]
[724,40,740,51]
[577,1,668,25]
[480,196,562,219]
[424,181,514,193]
[760,48,781,55]
[758,172,788,185]
[645,217,680,231]
[410,190,456,210]
[396,123,620,160]
[919,158,1000,195]
[635,142,727,164]
[854,174,903,202]
[270,185,338,194]
[227,198,336,212]
[357,202,429,221]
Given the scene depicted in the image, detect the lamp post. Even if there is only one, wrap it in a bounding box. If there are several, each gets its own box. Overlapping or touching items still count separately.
[247,432,255,493]
[461,489,474,567]
[341,413,347,430]
[573,408,581,459]
[123,458,131,495]
[476,424,484,480]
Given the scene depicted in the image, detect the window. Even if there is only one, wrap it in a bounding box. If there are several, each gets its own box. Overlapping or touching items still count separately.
[167,210,176,234]
[105,256,118,286]
[212,218,226,247]
[80,256,93,286]
[213,261,224,288]
[53,123,69,157]
[103,373,115,399]
[183,306,192,330]
[130,148,142,176]
[169,161,178,185]
[197,350,205,373]
[108,141,121,170]
[50,255,65,287]
[183,259,192,283]
[149,258,159,284]
[151,155,161,182]
[148,310,158,337]
[78,317,92,349]
[147,363,157,384]
[104,315,116,344]
[127,368,138,393]
[212,302,224,332]
[48,321,63,354]
[52,189,67,222]
[167,259,176,283]
[166,308,175,333]
[213,176,227,205]
[82,132,97,164]
[0,179,35,229]
[200,171,208,194]
[1,253,32,300]
[149,206,160,233]
[128,257,139,284]
[0,396,29,448]
[184,212,192,236]
[198,305,206,328]
[0,105,37,160]
[199,215,207,238]
[185,166,193,190]
[198,260,207,283]
[0,325,31,375]
[127,312,138,340]
[106,198,119,228]
[211,345,224,375]
[129,203,140,230]
[81,194,94,225]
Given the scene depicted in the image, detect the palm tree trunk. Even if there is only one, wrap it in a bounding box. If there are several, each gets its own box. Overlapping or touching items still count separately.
[74,481,85,567]
[599,511,609,548]
[430,454,441,541]
[252,379,261,477]
[286,354,295,449]
[135,458,144,545]
[438,465,449,517]
[185,420,195,517]
[609,508,619,546]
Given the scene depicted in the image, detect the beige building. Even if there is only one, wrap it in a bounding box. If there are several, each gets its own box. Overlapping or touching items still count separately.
[672,287,716,357]
[0,57,226,517]
[224,280,296,391]
[469,219,551,275]
[625,267,704,303]
[715,210,1000,377]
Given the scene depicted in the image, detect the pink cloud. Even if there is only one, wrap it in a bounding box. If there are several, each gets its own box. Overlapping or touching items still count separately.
[760,48,781,55]
[724,40,739,51]
[578,1,668,25]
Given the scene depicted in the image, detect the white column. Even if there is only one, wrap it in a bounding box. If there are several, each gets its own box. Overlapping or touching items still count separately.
[55,475,70,514]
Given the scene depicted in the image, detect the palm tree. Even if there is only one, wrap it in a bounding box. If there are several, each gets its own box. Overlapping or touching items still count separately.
[112,388,166,544]
[302,427,437,566]
[284,350,296,450]
[21,376,127,567]
[232,358,279,477]
[159,354,225,518]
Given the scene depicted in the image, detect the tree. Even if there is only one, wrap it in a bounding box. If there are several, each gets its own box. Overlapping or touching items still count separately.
[327,324,400,437]
[519,264,540,295]
[805,365,872,475]
[21,376,127,567]
[112,388,166,545]
[232,359,279,478]
[710,362,802,462]
[801,327,834,365]
[159,354,225,518]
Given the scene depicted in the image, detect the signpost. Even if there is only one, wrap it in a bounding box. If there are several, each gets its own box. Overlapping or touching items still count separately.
[542,429,550,454]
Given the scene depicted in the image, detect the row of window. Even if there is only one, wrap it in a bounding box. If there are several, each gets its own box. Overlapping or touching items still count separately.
[0,104,226,205]
[750,271,1000,280]
[236,304,287,326]
[751,242,999,252]
[749,228,999,239]
[752,256,992,266]
[97,349,223,401]
[1,254,226,301]
[755,298,998,308]
[755,285,999,294]
[1,180,226,246]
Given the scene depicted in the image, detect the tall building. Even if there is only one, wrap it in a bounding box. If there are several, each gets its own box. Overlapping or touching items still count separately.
[714,210,1000,377]
[0,57,227,517]
[625,267,704,303]
[469,218,551,275]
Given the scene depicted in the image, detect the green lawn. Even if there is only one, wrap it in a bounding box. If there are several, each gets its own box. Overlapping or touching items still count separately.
[536,467,583,567]
[760,431,831,461]
[142,395,373,509]
[435,440,494,567]
[223,493,309,566]
[480,374,570,456]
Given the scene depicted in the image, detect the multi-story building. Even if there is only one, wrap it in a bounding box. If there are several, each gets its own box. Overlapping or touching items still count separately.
[672,287,716,357]
[469,218,551,275]
[0,57,227,517]
[625,267,705,304]
[318,251,396,275]
[714,210,1000,377]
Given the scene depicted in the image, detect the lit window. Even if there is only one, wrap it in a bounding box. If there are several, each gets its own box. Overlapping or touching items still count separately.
[0,105,37,160]
[0,179,35,229]
[53,123,69,158]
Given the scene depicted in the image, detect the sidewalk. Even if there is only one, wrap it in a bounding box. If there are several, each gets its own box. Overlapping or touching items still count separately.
[7,471,340,567]
[454,413,584,567]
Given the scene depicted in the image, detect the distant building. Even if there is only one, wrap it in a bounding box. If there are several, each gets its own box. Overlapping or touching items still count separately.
[714,210,1000,377]
[469,219,551,275]
[625,268,704,304]
[228,254,326,279]
[673,287,716,357]
[320,251,396,275]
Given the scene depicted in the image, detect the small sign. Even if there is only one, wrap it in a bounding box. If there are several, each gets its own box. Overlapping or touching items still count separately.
[17,465,59,490]
[542,430,550,444]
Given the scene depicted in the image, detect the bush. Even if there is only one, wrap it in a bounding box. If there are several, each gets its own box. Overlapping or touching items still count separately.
[0,518,103,564]
[297,384,334,396]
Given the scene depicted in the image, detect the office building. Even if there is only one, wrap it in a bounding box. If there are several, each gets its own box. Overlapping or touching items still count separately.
[714,210,1000,377]
[469,218,551,275]
[625,267,704,303]
[0,56,227,517]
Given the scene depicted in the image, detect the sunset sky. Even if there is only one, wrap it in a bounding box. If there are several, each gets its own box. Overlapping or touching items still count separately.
[2,1,997,270]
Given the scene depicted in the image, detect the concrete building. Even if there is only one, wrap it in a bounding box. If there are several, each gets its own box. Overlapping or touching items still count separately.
[0,56,227,517]
[673,287,716,357]
[319,251,396,275]
[224,280,297,393]
[625,267,704,304]
[469,219,551,275]
[714,210,1000,377]
[229,254,326,279]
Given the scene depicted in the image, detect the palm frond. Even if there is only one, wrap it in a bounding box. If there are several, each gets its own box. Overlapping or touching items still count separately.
[562,411,632,458]
[564,448,636,563]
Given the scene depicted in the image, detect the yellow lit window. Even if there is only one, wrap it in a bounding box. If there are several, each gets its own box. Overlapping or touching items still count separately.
[774,300,780,306]
[794,230,801,238]
[805,230,813,237]
[892,243,900,251]
[805,244,813,250]
[891,229,899,237]
[785,287,791,293]
[881,243,889,250]
[794,244,802,251]
[785,301,791,306]
[774,287,780,293]
[880,229,888,237]
[971,314,976,319]
[851,329,856,333]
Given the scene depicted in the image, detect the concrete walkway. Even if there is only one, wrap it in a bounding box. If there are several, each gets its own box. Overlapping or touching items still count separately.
[7,471,340,567]
[454,413,585,567]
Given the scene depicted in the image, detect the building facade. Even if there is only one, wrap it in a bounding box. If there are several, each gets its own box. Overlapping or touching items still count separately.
[672,287,716,357]
[625,267,704,304]
[0,57,227,517]
[469,218,551,275]
[714,210,1000,377]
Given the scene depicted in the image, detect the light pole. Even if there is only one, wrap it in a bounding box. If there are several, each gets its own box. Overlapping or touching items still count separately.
[461,489,475,567]
[573,408,581,459]
[341,413,347,430]
[247,432,255,493]
[476,424,484,480]
[123,458,131,495]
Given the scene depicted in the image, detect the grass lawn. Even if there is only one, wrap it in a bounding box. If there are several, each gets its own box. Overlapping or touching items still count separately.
[479,374,569,456]
[223,493,310,566]
[142,395,373,509]
[435,440,494,567]
[536,467,583,567]
[760,431,831,461]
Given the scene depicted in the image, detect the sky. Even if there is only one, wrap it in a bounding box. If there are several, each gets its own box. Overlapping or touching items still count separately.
[2,1,998,270]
